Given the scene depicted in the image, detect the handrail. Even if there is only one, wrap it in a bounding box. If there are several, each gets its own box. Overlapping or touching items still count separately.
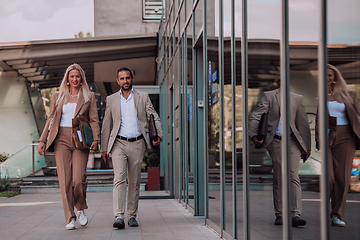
[0,141,49,178]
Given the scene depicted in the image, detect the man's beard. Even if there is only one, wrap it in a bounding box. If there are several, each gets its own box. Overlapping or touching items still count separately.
[122,83,132,91]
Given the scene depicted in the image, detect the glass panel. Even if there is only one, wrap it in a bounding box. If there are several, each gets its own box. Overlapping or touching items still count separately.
[173,48,181,199]
[327,1,360,239]
[179,2,185,34]
[207,0,222,232]
[187,16,195,209]
[186,0,193,22]
[208,50,221,228]
[1,144,46,178]
[167,63,174,194]
[289,0,323,239]
[223,39,234,236]
[194,0,203,41]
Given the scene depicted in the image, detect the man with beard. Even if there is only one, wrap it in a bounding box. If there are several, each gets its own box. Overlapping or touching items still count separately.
[101,67,163,229]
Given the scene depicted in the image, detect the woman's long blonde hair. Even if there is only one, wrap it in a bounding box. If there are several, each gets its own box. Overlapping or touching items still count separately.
[328,64,352,103]
[56,63,91,105]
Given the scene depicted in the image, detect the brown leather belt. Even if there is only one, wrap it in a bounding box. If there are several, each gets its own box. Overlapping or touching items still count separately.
[274,134,282,140]
[117,135,144,142]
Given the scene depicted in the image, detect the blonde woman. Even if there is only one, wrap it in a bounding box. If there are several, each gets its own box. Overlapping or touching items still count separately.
[37,63,100,230]
[316,64,360,227]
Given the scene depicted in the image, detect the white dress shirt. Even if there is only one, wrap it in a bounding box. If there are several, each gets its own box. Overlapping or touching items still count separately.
[118,89,142,138]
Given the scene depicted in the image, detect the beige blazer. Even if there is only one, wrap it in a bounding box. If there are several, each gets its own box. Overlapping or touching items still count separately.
[249,88,311,152]
[39,91,100,152]
[101,89,163,154]
[315,90,360,149]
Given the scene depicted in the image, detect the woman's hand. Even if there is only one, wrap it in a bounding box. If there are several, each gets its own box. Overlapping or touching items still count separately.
[38,141,45,156]
[90,141,98,151]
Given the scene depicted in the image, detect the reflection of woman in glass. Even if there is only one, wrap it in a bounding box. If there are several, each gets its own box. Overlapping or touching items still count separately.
[316,64,360,227]
[37,64,100,230]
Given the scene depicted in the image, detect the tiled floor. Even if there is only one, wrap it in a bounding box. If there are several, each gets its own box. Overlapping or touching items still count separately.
[2,189,360,240]
[0,191,221,240]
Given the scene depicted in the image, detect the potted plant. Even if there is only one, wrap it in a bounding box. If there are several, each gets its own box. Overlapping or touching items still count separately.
[146,153,160,191]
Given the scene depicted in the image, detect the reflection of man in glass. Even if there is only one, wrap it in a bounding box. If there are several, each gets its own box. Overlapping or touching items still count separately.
[248,88,311,227]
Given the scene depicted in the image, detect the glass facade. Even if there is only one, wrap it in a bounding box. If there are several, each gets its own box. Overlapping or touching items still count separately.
[157,0,360,239]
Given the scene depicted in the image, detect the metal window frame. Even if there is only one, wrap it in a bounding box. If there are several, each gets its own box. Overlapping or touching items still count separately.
[319,0,330,239]
[218,0,226,236]
[241,0,250,239]
[280,0,292,238]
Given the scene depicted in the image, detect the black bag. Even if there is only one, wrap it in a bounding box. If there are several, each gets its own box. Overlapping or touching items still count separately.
[255,113,268,149]
[149,114,158,142]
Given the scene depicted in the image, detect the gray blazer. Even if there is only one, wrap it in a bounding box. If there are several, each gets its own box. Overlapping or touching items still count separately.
[101,88,163,154]
[249,88,311,152]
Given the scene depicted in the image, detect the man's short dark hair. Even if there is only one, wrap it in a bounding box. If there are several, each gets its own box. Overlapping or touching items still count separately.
[117,67,133,79]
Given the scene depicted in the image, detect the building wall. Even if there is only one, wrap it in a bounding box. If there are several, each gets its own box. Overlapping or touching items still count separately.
[0,72,46,177]
[94,0,160,37]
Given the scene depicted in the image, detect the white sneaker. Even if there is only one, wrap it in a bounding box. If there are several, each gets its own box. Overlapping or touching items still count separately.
[66,218,76,230]
[77,210,88,227]
[331,216,346,227]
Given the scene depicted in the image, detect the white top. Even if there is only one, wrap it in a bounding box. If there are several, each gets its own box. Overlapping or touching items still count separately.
[118,89,142,138]
[328,101,349,125]
[59,102,77,127]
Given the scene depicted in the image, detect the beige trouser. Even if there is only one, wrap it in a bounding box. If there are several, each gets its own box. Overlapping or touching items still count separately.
[111,137,146,220]
[267,135,302,218]
[54,127,89,224]
[329,125,356,220]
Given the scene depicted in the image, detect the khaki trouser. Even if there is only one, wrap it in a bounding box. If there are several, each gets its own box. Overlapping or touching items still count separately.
[54,127,89,224]
[111,137,146,220]
[267,135,302,218]
[329,125,356,220]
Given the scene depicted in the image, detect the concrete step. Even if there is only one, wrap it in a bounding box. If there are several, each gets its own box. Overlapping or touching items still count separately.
[10,172,150,194]
[20,183,146,194]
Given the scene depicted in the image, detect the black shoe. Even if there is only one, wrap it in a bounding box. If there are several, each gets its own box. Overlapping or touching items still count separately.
[128,217,139,227]
[113,218,125,229]
[292,216,306,227]
[275,216,283,225]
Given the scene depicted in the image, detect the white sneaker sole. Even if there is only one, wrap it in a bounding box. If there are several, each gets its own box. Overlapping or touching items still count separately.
[80,220,88,227]
[331,222,345,227]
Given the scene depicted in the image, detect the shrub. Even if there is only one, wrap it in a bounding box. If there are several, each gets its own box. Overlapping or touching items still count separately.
[0,152,10,163]
[147,153,160,167]
[0,177,10,191]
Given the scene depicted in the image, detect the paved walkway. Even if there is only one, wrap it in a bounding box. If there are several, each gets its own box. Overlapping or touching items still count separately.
[0,191,221,240]
[1,189,360,240]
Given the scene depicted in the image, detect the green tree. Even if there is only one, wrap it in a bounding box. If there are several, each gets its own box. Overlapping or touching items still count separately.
[75,31,92,38]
